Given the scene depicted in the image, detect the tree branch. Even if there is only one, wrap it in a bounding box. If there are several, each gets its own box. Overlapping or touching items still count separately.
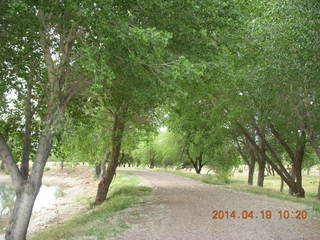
[0,135,23,188]
[269,122,295,161]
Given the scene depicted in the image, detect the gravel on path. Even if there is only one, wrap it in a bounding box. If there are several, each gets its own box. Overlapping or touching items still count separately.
[115,170,320,240]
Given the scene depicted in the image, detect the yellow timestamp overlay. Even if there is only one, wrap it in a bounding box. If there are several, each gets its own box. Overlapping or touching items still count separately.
[211,210,308,220]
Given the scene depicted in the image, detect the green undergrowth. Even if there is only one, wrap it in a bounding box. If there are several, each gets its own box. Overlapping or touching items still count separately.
[32,172,152,240]
[154,168,320,217]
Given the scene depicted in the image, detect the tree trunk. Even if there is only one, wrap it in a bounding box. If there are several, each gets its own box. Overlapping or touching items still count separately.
[94,113,125,206]
[95,161,101,178]
[60,160,64,169]
[192,158,201,174]
[317,181,320,200]
[101,152,109,176]
[5,183,38,240]
[288,167,296,195]
[248,162,255,185]
[4,132,54,240]
[198,153,205,174]
[189,152,204,174]
[280,178,284,192]
[293,133,306,198]
[257,128,267,187]
[240,138,256,186]
[149,159,155,169]
[257,158,265,187]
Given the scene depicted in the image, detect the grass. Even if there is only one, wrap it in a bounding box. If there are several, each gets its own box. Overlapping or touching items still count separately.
[32,172,152,240]
[154,168,320,217]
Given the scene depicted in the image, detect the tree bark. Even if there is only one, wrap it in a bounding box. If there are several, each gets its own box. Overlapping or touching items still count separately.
[280,178,284,192]
[257,157,265,187]
[101,151,110,176]
[5,183,38,240]
[248,162,255,185]
[288,167,296,195]
[94,113,125,206]
[317,181,320,200]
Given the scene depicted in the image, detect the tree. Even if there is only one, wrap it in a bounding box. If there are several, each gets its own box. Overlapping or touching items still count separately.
[77,1,175,205]
[0,2,93,239]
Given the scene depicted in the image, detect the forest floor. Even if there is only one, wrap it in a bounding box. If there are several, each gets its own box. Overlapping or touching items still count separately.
[114,169,320,240]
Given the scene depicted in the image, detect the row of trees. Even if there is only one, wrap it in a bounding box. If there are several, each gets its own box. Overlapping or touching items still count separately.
[168,0,320,199]
[126,0,320,198]
[1,0,320,239]
[1,1,238,239]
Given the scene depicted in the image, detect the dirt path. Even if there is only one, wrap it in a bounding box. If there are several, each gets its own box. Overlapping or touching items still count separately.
[115,170,320,240]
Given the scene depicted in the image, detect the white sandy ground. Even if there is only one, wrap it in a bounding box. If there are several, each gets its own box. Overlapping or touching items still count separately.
[114,170,320,240]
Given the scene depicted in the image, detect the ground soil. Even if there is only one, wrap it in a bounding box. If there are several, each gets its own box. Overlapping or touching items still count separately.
[115,169,320,240]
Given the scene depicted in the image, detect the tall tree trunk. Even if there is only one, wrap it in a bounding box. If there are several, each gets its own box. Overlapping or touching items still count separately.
[5,183,38,240]
[257,157,265,187]
[317,181,320,200]
[248,162,255,185]
[257,127,267,187]
[292,131,306,198]
[94,113,125,206]
[236,138,256,185]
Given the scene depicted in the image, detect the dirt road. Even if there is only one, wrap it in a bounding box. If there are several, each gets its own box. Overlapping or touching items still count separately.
[115,170,320,240]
